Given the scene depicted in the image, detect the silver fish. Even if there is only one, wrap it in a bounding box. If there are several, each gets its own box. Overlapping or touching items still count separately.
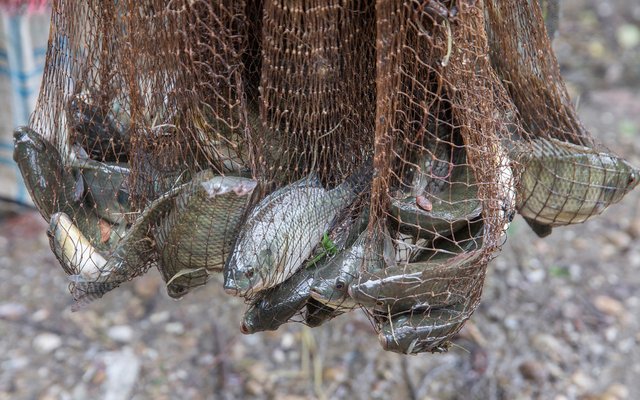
[378,306,469,354]
[224,164,372,296]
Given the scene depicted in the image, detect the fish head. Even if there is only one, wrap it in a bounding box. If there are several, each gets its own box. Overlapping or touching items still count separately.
[224,243,276,296]
[166,267,208,299]
[601,158,640,204]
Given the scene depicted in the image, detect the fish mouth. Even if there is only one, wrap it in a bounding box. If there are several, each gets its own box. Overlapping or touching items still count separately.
[223,280,240,296]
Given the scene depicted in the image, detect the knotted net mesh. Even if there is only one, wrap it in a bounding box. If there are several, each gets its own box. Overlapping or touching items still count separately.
[12,0,638,354]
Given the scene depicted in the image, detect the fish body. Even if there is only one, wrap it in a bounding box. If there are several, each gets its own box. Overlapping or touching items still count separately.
[224,164,372,296]
[48,212,109,280]
[391,164,481,239]
[13,126,79,221]
[516,138,639,231]
[378,308,469,354]
[67,170,228,303]
[70,156,131,225]
[13,126,121,251]
[349,251,482,313]
[304,299,338,327]
[156,174,257,298]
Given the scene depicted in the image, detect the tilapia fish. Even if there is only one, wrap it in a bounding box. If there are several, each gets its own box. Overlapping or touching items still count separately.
[156,175,257,298]
[378,307,470,354]
[349,250,483,314]
[515,138,639,236]
[13,126,80,221]
[224,163,372,296]
[70,153,131,225]
[70,170,256,304]
[13,126,123,251]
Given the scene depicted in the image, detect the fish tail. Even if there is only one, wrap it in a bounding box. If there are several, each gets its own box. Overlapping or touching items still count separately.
[69,275,120,311]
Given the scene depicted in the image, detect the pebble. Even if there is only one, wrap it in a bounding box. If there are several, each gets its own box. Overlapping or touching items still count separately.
[526,269,546,283]
[518,360,547,383]
[593,295,625,318]
[133,274,161,300]
[33,333,62,354]
[107,325,134,343]
[281,333,295,349]
[101,348,140,400]
[605,230,631,249]
[0,302,27,320]
[149,311,170,324]
[602,383,629,400]
[164,322,184,335]
[571,371,594,391]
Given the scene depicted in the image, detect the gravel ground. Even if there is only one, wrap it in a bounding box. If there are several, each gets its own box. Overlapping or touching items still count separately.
[1,1,639,399]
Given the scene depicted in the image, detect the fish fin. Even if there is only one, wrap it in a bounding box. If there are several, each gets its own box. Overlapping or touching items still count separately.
[523,217,553,238]
[166,267,208,286]
[69,275,120,311]
[73,173,86,203]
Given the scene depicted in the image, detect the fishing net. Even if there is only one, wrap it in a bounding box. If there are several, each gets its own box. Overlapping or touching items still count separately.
[13,0,638,354]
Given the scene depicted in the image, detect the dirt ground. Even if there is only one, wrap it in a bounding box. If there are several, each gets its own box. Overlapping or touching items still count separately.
[1,1,639,399]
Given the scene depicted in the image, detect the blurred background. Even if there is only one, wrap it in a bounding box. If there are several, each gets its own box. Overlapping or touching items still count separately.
[0,0,639,399]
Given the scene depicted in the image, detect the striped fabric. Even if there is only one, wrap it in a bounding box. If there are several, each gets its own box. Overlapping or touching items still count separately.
[0,4,50,205]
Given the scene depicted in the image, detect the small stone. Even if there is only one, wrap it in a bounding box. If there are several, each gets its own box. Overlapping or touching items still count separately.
[594,295,625,318]
[627,218,640,239]
[0,303,28,320]
[101,348,140,400]
[571,371,594,391]
[31,309,50,322]
[133,273,161,300]
[281,333,295,349]
[602,383,629,400]
[107,325,134,343]
[605,230,632,249]
[605,327,618,342]
[33,333,62,354]
[518,360,547,383]
[164,322,184,335]
[526,269,546,283]
[149,311,170,324]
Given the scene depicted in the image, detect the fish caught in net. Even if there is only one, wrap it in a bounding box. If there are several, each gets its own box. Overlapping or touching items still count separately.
[12,0,639,354]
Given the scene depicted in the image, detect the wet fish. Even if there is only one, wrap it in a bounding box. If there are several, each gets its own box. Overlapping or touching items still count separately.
[69,170,253,304]
[240,265,318,334]
[13,126,79,221]
[378,307,469,354]
[390,163,481,240]
[13,126,123,251]
[48,212,108,280]
[304,298,339,328]
[70,155,131,225]
[156,175,257,298]
[515,138,639,237]
[240,212,364,333]
[224,162,372,296]
[349,251,482,314]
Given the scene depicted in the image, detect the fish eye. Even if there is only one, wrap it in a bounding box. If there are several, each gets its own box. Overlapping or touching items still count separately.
[335,279,345,290]
[628,174,637,187]
[173,285,187,295]
[245,267,255,279]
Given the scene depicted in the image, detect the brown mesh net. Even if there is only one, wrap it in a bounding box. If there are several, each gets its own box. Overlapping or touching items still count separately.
[12,0,639,354]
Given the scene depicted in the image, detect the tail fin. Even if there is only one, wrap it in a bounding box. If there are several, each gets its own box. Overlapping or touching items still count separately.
[69,275,120,311]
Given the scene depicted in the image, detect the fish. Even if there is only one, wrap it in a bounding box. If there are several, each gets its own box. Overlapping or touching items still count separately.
[224,162,373,296]
[348,250,483,314]
[156,174,257,298]
[377,307,469,354]
[390,163,481,240]
[69,170,253,304]
[240,211,365,333]
[304,298,339,328]
[13,126,123,251]
[240,265,318,334]
[69,154,132,225]
[13,126,80,221]
[48,212,109,280]
[309,230,369,309]
[514,138,640,237]
[66,93,130,162]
